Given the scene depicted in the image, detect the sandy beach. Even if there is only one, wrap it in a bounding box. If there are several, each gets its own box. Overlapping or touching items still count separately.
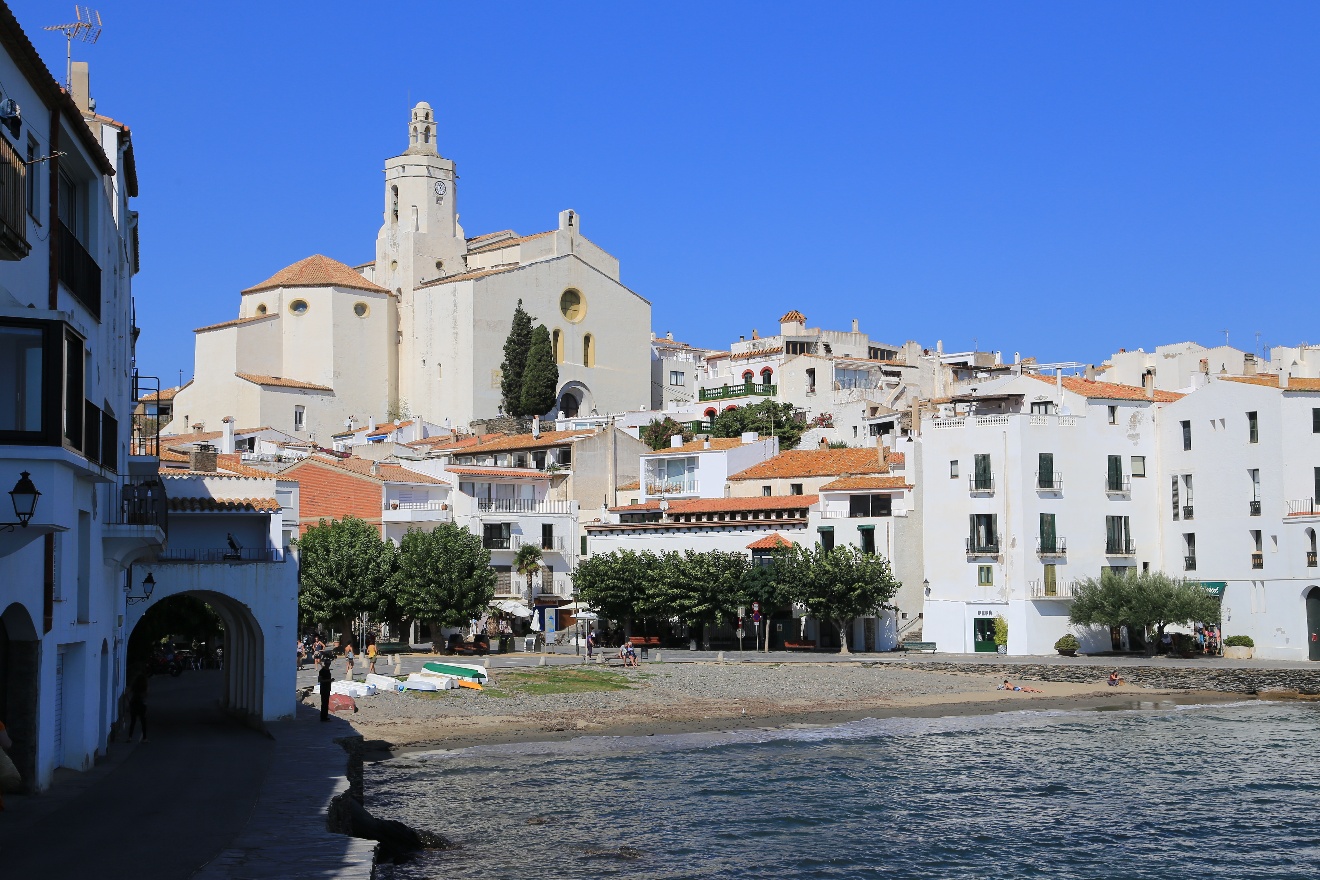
[314,661,1246,753]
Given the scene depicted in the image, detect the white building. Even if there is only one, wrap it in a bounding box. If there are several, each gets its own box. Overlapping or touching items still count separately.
[167,103,652,441]
[1156,373,1320,660]
[918,373,1182,655]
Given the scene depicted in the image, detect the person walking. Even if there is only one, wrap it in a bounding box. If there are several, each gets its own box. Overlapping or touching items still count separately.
[586,629,596,660]
[318,660,333,722]
[128,674,149,742]
[366,641,378,675]
[0,718,19,810]
[343,643,355,680]
[297,638,307,668]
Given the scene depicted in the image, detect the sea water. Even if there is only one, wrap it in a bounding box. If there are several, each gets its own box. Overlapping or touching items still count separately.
[368,700,1320,879]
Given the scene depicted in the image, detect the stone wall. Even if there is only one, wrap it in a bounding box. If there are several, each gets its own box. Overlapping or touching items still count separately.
[881,661,1320,694]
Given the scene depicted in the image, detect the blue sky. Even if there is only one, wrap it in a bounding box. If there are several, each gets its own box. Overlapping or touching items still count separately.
[14,1,1320,384]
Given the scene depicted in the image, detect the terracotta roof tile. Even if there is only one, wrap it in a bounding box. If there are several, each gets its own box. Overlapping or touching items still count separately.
[466,230,554,253]
[161,427,277,449]
[616,480,641,491]
[818,476,912,491]
[461,430,597,454]
[166,497,281,513]
[1220,375,1320,391]
[447,466,552,480]
[731,346,783,360]
[195,314,276,333]
[779,310,806,323]
[138,385,184,402]
[667,495,817,514]
[235,373,334,392]
[645,438,748,456]
[408,433,502,451]
[417,265,522,287]
[1024,373,1183,402]
[747,533,793,550]
[311,456,445,484]
[729,448,888,481]
[241,255,390,295]
[608,501,662,512]
[887,451,906,466]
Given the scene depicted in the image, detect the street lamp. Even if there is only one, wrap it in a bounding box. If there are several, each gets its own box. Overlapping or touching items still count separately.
[126,571,156,605]
[1,471,40,531]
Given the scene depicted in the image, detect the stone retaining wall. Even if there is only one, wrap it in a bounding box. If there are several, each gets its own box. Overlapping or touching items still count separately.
[880,662,1320,694]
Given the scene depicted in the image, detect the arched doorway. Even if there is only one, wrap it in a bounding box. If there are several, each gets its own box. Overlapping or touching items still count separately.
[1307,587,1320,661]
[0,603,39,792]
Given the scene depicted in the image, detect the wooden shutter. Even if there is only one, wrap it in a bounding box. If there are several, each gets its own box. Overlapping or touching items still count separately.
[1040,513,1056,552]
[974,454,991,488]
[1107,455,1122,491]
[1038,452,1053,488]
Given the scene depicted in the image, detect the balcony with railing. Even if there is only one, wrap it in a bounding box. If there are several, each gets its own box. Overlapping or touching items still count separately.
[1308,551,1317,568]
[476,499,574,515]
[1035,473,1063,493]
[1248,500,1261,516]
[1185,555,1197,572]
[644,475,700,497]
[1105,477,1132,495]
[698,382,777,402]
[966,537,1001,556]
[57,221,101,320]
[1288,498,1318,518]
[1036,537,1067,557]
[103,476,168,564]
[513,534,569,553]
[484,536,511,550]
[968,475,995,495]
[157,547,286,564]
[0,135,29,260]
[382,500,451,524]
[1251,552,1264,569]
[1104,539,1136,556]
[1182,505,1194,521]
[131,373,162,458]
[1028,579,1078,600]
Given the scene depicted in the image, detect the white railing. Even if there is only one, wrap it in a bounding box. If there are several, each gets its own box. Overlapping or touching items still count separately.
[975,415,1010,426]
[1028,579,1078,599]
[1029,415,1049,426]
[513,534,569,553]
[477,499,574,514]
[645,477,699,496]
[1059,415,1077,427]
[929,418,966,429]
[1287,498,1317,517]
[383,501,448,511]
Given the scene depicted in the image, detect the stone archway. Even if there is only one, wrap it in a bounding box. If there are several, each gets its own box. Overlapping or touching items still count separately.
[0,603,40,791]
[125,562,296,724]
[556,380,594,419]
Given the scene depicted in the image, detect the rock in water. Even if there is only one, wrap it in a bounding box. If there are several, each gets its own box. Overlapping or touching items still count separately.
[328,793,452,863]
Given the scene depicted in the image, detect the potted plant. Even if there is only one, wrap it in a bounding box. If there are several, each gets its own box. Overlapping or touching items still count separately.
[1223,635,1255,659]
[1054,634,1079,657]
[993,616,1009,654]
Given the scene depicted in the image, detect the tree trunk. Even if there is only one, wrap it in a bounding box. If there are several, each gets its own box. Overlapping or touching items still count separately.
[836,618,852,654]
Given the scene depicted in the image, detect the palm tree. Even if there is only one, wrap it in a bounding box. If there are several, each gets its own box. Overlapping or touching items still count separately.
[513,543,543,600]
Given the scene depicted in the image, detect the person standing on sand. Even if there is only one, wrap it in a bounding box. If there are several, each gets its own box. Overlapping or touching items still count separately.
[318,660,333,722]
[343,642,355,680]
[128,674,149,742]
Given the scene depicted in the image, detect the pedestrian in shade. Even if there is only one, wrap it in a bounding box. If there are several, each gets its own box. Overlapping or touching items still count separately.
[128,673,149,742]
[318,659,333,722]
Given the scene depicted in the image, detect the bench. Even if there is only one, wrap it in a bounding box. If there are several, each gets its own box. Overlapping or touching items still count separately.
[628,636,662,658]
[900,641,937,653]
[783,640,817,651]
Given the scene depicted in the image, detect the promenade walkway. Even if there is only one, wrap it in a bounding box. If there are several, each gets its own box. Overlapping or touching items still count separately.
[0,671,374,880]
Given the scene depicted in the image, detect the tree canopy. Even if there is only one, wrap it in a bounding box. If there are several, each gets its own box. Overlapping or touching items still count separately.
[651,550,749,644]
[393,524,497,636]
[499,300,535,416]
[572,550,660,625]
[521,324,560,417]
[1069,569,1221,648]
[773,543,900,653]
[295,516,397,638]
[711,399,807,450]
[640,417,694,451]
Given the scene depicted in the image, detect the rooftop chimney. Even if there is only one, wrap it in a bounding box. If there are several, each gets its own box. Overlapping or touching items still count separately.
[666,331,673,340]
[671,434,684,448]
[851,318,859,333]
[1244,353,1258,376]
[1281,369,1291,389]
[532,415,541,438]
[703,437,711,449]
[368,417,376,432]
[740,431,759,444]
[1084,365,1096,381]
[370,461,381,477]
[219,417,236,454]
[189,442,219,473]
[71,61,91,114]
[819,436,829,449]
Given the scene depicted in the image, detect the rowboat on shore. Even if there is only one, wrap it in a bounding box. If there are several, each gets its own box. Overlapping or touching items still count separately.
[422,661,489,684]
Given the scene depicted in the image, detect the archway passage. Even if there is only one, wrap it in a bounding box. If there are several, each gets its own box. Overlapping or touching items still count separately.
[0,603,39,792]
[558,392,580,418]
[1307,587,1320,661]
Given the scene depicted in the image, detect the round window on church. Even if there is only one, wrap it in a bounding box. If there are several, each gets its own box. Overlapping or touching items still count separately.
[255,303,267,316]
[289,299,309,316]
[353,302,369,318]
[560,288,585,322]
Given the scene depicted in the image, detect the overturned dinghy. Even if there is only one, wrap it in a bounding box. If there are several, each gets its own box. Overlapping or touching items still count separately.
[404,672,457,691]
[422,661,489,685]
[366,673,404,692]
[331,680,377,698]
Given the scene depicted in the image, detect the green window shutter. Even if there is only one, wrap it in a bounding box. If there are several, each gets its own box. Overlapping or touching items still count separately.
[1044,564,1057,595]
[1038,452,1053,488]
[1040,513,1056,551]
[974,454,991,488]
[969,513,977,548]
[1107,455,1122,490]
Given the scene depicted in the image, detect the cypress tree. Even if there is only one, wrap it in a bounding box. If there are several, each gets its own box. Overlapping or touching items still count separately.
[521,324,560,417]
[499,300,534,416]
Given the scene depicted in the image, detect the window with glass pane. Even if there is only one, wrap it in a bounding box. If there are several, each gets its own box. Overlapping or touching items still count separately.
[1131,456,1145,478]
[973,454,992,490]
[818,527,834,552]
[1247,411,1258,444]
[970,514,998,552]
[858,526,875,555]
[1181,420,1192,450]
[1171,476,1180,519]
[978,565,993,586]
[63,329,84,450]
[0,325,43,433]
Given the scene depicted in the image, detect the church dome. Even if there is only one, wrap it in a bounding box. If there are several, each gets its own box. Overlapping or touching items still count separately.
[241,254,389,295]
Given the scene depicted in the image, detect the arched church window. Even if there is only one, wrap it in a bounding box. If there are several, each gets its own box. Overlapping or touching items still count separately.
[289,300,309,316]
[583,334,594,367]
[353,302,369,318]
[410,125,417,145]
[423,126,431,144]
[255,303,267,316]
[742,370,755,384]
[391,186,399,222]
[559,289,585,322]
[552,329,564,365]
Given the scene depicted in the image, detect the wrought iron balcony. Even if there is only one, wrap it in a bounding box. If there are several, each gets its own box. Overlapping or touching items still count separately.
[966,537,1000,556]
[1251,552,1264,569]
[157,547,286,563]
[57,221,101,320]
[1105,539,1136,556]
[1028,579,1077,599]
[1035,473,1063,492]
[698,382,777,402]
[1182,505,1194,520]
[1105,477,1132,494]
[1184,555,1197,572]
[484,537,511,550]
[1249,500,1261,516]
[108,477,168,530]
[968,475,995,494]
[1289,498,1317,517]
[1036,537,1067,556]
[1308,551,1317,568]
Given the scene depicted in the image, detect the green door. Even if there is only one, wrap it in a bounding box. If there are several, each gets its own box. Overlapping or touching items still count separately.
[1307,588,1320,661]
[973,618,998,652]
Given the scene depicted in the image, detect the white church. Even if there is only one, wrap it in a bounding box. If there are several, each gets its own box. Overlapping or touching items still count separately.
[166,103,652,441]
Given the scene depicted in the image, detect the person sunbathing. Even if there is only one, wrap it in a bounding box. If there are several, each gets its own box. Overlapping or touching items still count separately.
[997,679,1043,693]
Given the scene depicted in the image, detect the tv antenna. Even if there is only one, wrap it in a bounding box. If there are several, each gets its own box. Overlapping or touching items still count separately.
[44,6,102,90]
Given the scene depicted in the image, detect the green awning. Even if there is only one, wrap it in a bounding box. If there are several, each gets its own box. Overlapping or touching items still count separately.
[1202,581,1227,597]
[817,525,834,533]
[857,524,875,531]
